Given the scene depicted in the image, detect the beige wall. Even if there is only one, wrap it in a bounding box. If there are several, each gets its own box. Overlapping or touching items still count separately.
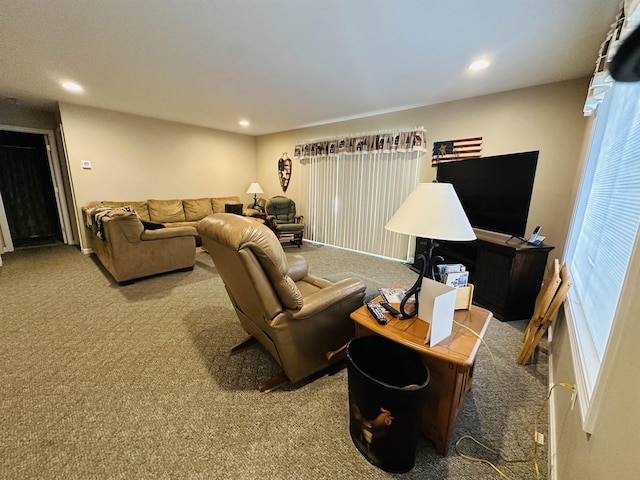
[256,78,590,262]
[58,103,256,248]
[551,236,640,479]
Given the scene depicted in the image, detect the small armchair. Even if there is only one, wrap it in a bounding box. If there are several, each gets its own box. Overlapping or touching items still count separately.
[198,213,366,391]
[265,196,305,247]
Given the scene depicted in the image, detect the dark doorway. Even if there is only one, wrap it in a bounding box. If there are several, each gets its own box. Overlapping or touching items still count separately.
[0,130,63,248]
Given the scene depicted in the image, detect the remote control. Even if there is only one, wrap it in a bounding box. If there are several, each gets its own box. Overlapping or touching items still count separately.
[366,301,388,325]
[379,301,400,317]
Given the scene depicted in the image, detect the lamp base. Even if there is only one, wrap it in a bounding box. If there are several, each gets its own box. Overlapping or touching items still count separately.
[399,239,442,320]
[399,254,427,320]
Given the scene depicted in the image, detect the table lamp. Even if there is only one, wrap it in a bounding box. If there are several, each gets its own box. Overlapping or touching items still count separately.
[246,182,264,209]
[385,182,476,319]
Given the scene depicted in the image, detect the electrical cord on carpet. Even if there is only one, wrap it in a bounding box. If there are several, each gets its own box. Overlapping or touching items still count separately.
[452,319,575,479]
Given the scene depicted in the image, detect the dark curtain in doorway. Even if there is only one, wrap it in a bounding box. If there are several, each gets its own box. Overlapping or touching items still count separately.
[0,131,62,246]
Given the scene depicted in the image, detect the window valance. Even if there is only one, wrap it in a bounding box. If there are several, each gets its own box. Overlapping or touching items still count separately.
[293,128,427,159]
[584,0,640,115]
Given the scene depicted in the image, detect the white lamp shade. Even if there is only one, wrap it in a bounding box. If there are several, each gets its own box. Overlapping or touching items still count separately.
[246,182,264,194]
[385,183,476,241]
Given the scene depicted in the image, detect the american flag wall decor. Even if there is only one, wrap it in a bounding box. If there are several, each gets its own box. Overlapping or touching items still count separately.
[432,137,483,166]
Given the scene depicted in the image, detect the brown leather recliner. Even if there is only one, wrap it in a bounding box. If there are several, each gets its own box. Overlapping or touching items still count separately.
[198,213,366,391]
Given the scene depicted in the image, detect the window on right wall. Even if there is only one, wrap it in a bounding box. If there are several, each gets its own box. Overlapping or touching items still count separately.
[564,79,640,431]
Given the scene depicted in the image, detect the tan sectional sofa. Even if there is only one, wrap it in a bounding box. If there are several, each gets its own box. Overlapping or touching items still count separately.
[83,196,257,285]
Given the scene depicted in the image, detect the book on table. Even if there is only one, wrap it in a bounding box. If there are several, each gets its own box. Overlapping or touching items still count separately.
[378,287,415,304]
[444,270,469,288]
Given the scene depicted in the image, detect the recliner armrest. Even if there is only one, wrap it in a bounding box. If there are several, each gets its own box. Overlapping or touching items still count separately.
[290,278,366,319]
[266,215,278,230]
[286,253,309,281]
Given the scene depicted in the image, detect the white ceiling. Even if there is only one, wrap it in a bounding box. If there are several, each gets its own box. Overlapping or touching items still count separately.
[0,0,619,136]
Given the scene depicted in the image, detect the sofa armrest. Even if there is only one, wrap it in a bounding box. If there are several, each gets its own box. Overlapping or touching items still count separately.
[140,226,197,240]
[243,207,261,217]
[105,215,144,243]
[290,277,366,319]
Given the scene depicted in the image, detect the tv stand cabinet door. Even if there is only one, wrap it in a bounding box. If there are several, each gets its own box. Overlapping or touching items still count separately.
[473,246,514,317]
[473,240,553,321]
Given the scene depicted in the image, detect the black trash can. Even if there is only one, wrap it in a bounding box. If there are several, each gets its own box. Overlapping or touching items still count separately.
[346,335,430,473]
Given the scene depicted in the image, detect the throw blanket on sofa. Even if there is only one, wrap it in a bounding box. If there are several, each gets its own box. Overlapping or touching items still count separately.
[88,206,136,240]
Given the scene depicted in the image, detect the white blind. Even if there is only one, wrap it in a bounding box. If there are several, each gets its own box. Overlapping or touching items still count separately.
[568,80,640,359]
[301,154,339,245]
[300,150,419,259]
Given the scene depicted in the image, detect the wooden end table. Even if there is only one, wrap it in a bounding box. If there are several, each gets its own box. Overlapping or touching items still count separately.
[350,299,492,455]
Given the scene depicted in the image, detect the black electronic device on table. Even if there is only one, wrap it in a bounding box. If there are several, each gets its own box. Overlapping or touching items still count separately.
[379,301,400,317]
[366,301,388,325]
[527,225,545,246]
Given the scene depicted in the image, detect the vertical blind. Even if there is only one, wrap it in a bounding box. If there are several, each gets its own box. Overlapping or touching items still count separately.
[299,142,420,260]
[568,80,640,359]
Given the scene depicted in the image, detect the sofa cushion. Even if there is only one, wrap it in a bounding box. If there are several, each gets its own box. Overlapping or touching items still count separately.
[183,198,214,221]
[129,201,150,221]
[212,196,242,214]
[148,199,185,223]
[100,201,127,207]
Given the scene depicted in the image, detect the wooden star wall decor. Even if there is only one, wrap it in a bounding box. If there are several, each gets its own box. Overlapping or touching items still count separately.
[432,137,483,166]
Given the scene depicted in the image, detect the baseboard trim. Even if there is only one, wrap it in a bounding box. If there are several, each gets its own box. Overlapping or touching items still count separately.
[81,247,93,255]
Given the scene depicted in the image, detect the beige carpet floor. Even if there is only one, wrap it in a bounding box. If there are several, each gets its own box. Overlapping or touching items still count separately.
[0,243,548,479]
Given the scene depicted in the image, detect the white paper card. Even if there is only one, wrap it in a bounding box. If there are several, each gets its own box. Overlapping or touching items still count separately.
[417,277,457,346]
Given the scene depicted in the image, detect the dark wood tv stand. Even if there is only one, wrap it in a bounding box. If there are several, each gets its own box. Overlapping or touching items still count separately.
[413,231,554,321]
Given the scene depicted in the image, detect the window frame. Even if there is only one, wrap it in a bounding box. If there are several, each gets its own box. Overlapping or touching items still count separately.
[562,80,640,433]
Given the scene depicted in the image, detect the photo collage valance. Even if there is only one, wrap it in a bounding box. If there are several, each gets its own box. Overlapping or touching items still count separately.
[294,128,427,159]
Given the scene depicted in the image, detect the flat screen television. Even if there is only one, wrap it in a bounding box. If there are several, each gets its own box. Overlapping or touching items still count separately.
[436,151,539,238]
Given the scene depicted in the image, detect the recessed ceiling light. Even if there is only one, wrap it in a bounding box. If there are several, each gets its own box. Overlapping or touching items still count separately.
[468,60,490,71]
[61,81,84,93]
[239,120,250,127]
